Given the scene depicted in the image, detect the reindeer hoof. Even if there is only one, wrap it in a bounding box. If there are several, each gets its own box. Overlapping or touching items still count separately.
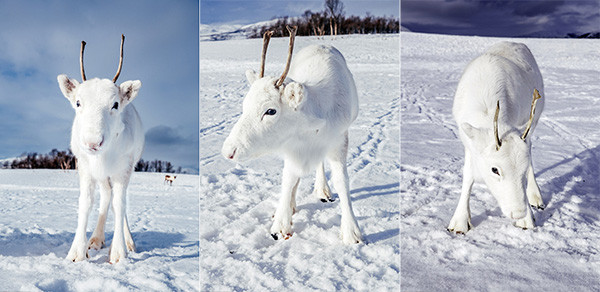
[532,204,545,210]
[320,199,327,203]
[447,228,466,235]
[271,233,278,240]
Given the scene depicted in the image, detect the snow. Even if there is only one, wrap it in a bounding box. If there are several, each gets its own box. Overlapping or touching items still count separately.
[0,169,199,291]
[401,32,600,289]
[200,34,399,290]
[200,19,295,42]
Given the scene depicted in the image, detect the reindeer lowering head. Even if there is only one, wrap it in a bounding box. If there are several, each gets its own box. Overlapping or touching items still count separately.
[222,26,326,162]
[57,35,141,154]
[462,90,542,220]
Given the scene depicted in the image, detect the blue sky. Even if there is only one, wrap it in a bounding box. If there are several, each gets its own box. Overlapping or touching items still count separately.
[402,0,600,37]
[201,0,399,25]
[0,0,198,170]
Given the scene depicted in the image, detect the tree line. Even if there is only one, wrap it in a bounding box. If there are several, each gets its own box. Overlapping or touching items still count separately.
[248,0,399,38]
[2,149,183,173]
[134,159,182,174]
[3,149,76,170]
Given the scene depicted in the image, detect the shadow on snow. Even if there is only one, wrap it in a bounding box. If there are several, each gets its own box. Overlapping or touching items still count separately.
[0,229,196,259]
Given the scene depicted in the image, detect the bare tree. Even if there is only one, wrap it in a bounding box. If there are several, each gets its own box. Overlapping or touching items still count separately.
[325,0,344,35]
[250,7,399,39]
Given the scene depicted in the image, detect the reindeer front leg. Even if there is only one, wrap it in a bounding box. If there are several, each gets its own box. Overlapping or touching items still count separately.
[88,178,111,250]
[270,163,300,240]
[67,171,95,262]
[109,176,130,263]
[124,213,136,252]
[328,132,362,244]
[526,159,544,209]
[313,161,334,202]
[448,150,474,234]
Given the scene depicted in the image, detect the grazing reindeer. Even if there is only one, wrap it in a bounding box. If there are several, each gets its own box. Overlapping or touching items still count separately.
[164,175,176,186]
[57,35,144,263]
[448,42,545,234]
[221,26,362,244]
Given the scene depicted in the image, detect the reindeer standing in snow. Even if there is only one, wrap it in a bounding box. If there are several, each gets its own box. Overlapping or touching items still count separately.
[448,42,545,234]
[221,27,363,244]
[57,35,144,263]
[164,174,176,186]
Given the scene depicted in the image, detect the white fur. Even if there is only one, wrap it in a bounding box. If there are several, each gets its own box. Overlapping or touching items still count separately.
[57,75,144,263]
[448,42,545,233]
[222,45,362,244]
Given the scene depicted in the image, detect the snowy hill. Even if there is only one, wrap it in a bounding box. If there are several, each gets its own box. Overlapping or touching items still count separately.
[0,169,199,290]
[402,32,600,289]
[200,34,399,290]
[200,19,292,41]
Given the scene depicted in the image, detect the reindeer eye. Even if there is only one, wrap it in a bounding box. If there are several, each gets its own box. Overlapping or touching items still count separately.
[491,167,500,176]
[76,100,81,107]
[112,102,119,110]
[264,108,277,116]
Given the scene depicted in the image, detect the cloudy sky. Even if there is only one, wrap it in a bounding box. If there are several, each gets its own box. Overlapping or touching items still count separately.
[402,0,600,37]
[0,0,198,170]
[201,0,399,25]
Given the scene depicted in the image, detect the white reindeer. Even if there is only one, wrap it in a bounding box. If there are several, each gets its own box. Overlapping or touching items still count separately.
[57,35,144,263]
[448,41,545,234]
[221,27,363,244]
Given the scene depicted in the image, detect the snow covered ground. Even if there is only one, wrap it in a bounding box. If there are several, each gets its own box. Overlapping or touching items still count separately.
[0,169,199,291]
[401,32,600,290]
[200,34,399,290]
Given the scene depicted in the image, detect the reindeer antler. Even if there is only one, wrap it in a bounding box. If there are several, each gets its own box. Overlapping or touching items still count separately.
[259,31,273,78]
[494,100,502,151]
[80,41,87,81]
[112,34,125,83]
[521,88,542,140]
[275,26,297,88]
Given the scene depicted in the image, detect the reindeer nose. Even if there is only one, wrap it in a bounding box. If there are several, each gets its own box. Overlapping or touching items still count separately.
[227,148,237,160]
[221,143,237,160]
[86,137,104,151]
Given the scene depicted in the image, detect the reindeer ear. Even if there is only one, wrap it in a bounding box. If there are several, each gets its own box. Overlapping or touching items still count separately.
[461,123,483,139]
[57,74,79,102]
[119,80,142,104]
[246,70,259,85]
[282,82,304,109]
[461,122,491,150]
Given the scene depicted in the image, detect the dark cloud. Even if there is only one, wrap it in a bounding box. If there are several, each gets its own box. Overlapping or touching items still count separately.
[144,125,199,170]
[145,125,188,146]
[509,1,564,17]
[402,0,599,37]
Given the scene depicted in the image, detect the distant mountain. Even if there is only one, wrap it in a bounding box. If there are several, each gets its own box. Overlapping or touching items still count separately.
[517,30,567,38]
[567,32,600,39]
[519,30,600,38]
[401,25,411,32]
[200,19,291,41]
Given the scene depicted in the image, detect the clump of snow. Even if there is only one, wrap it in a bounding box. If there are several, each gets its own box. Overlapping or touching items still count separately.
[0,169,199,291]
[402,32,600,289]
[200,34,399,290]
